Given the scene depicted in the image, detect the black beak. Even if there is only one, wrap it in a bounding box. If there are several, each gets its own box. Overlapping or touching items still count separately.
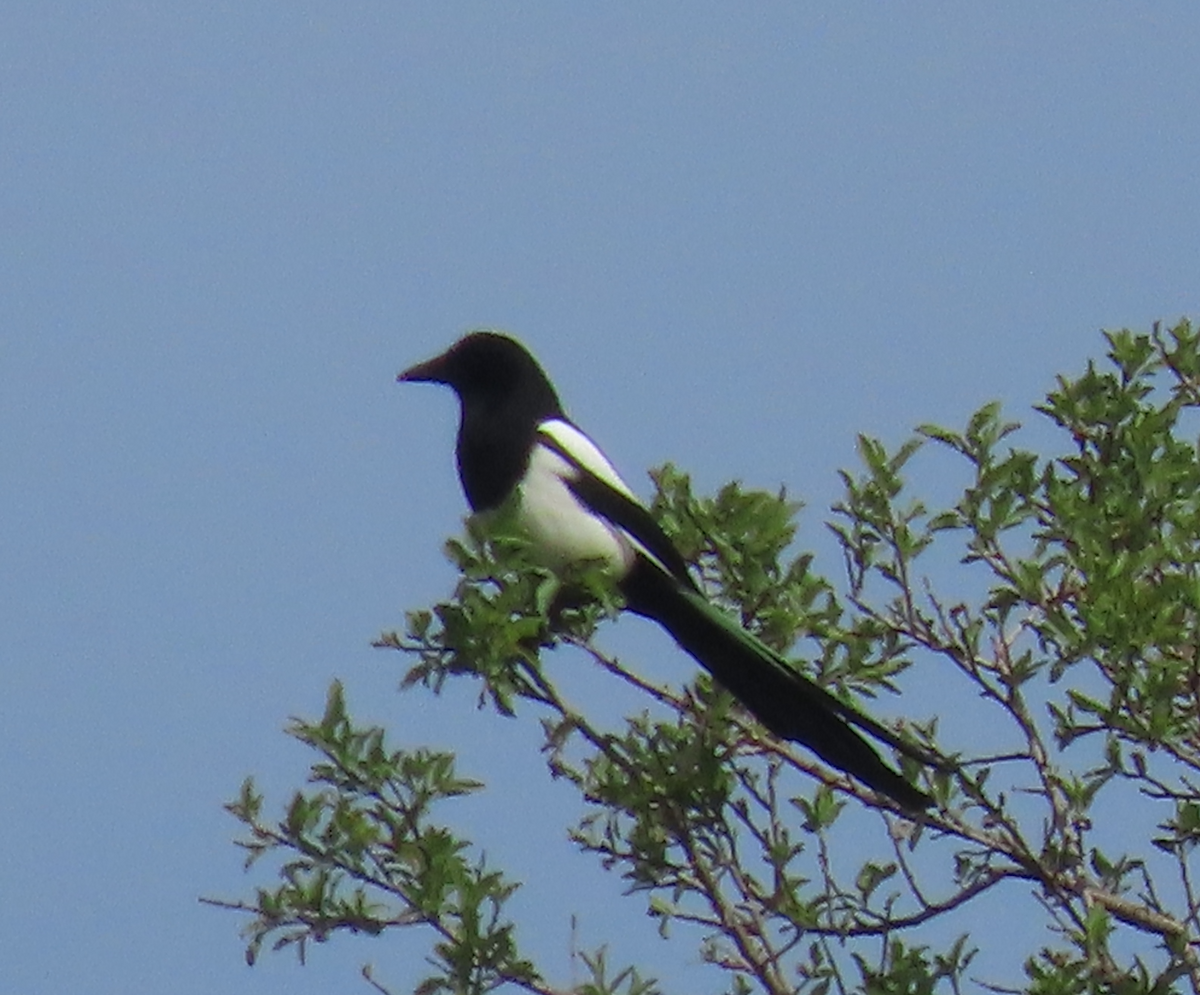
[397,355,447,384]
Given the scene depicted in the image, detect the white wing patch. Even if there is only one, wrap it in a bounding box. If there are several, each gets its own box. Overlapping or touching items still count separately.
[515,420,637,576]
[537,420,638,500]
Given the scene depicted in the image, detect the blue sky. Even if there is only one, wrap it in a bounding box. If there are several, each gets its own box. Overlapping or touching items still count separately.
[3,4,1200,993]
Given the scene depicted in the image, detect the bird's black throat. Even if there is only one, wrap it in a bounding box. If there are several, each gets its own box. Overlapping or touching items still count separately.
[456,400,540,512]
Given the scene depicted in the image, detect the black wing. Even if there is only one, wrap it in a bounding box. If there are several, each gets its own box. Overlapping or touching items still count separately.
[536,424,698,591]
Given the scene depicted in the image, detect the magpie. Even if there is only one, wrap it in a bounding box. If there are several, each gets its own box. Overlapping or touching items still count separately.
[399,331,934,811]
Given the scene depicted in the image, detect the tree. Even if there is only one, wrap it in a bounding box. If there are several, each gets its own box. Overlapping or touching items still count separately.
[209,321,1200,994]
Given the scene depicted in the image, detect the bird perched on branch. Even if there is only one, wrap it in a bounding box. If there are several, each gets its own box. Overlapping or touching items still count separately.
[399,331,934,811]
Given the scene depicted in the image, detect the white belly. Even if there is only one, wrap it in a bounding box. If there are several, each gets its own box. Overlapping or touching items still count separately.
[516,443,635,576]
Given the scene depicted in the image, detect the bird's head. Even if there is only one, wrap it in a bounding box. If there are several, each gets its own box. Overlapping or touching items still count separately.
[398,331,563,418]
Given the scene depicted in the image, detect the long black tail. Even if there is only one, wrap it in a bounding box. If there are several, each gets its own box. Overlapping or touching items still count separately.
[622,563,933,812]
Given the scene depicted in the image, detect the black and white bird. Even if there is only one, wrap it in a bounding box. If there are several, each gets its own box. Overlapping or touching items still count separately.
[399,331,934,811]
